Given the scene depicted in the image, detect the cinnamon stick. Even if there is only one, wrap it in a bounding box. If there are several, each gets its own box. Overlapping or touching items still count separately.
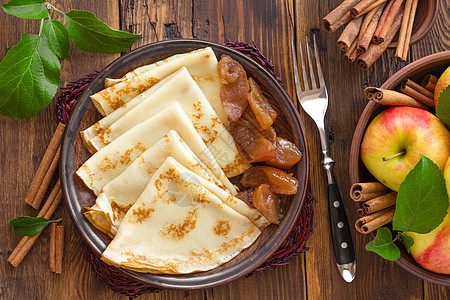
[355,206,395,234]
[372,0,404,44]
[421,74,438,93]
[357,3,386,54]
[55,225,64,274]
[350,182,390,202]
[353,0,387,18]
[364,87,430,109]
[337,16,364,51]
[50,223,57,272]
[372,0,394,43]
[24,123,65,208]
[362,192,397,215]
[351,0,379,18]
[395,0,418,61]
[357,5,403,70]
[399,0,418,61]
[31,147,60,209]
[400,79,435,107]
[323,0,361,33]
[8,182,62,268]
[344,39,360,63]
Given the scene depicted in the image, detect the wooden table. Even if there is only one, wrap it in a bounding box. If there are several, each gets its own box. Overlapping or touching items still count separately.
[1,0,449,299]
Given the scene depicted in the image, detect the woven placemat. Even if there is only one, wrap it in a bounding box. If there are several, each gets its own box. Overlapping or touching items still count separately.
[57,42,315,298]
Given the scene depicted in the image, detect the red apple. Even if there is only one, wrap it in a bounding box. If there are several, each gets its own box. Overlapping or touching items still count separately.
[361,106,450,192]
[434,66,450,108]
[405,156,450,274]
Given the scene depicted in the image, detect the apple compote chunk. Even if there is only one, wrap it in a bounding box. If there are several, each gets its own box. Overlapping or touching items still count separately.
[252,184,281,224]
[230,118,275,163]
[218,55,250,121]
[241,166,298,195]
[266,137,302,169]
[247,78,277,130]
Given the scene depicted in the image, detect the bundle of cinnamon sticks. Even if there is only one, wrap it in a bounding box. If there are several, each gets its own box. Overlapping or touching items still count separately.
[350,182,396,234]
[364,73,438,109]
[323,0,419,69]
[8,122,66,271]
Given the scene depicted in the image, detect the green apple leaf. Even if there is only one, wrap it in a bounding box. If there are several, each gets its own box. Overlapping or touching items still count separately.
[1,0,49,19]
[393,155,449,234]
[64,10,140,54]
[42,19,70,59]
[399,233,414,252]
[0,33,60,119]
[10,216,61,236]
[436,85,450,128]
[366,227,401,261]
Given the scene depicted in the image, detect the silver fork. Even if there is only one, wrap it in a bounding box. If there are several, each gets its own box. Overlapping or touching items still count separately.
[291,35,356,282]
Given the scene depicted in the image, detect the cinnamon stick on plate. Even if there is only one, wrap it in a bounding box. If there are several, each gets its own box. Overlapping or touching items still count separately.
[364,87,430,109]
[8,180,62,267]
[323,0,360,33]
[372,0,404,44]
[337,16,364,51]
[350,182,390,202]
[362,192,397,215]
[24,122,65,209]
[421,74,438,93]
[355,206,395,234]
[357,3,386,54]
[400,79,435,107]
[357,4,404,70]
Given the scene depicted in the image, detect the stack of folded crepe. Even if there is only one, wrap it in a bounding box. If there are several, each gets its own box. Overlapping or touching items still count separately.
[76,47,270,274]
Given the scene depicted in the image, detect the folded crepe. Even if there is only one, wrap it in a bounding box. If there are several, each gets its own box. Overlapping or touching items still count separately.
[84,130,230,237]
[91,47,228,128]
[81,69,183,143]
[86,67,250,178]
[104,53,186,87]
[101,157,261,274]
[76,102,235,196]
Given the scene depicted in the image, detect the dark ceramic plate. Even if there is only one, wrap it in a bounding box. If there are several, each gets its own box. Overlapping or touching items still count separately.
[350,51,450,286]
[60,39,309,289]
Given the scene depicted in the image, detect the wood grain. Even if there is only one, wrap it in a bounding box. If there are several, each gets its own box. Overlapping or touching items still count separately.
[0,0,449,299]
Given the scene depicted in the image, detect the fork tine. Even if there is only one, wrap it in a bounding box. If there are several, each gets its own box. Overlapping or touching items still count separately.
[298,38,310,91]
[290,38,303,96]
[305,36,317,89]
[313,34,326,88]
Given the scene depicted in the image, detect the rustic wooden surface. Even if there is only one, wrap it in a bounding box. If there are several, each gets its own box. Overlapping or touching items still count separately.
[0,0,449,299]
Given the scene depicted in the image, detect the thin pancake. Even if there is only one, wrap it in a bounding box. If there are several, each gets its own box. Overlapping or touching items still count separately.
[87,67,250,178]
[101,157,260,274]
[76,102,236,196]
[91,47,228,128]
[84,130,229,237]
[81,69,184,143]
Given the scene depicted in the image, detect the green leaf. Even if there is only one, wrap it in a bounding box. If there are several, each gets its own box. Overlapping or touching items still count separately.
[365,227,401,261]
[393,155,449,234]
[9,216,61,236]
[399,233,414,252]
[2,0,49,19]
[42,19,70,59]
[64,10,140,54]
[436,85,450,128]
[0,33,60,119]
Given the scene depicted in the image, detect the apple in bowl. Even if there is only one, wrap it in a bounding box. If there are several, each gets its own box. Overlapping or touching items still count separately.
[360,106,450,192]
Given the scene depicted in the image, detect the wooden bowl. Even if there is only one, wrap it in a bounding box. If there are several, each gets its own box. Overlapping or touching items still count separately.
[387,0,438,49]
[60,39,310,289]
[350,51,450,286]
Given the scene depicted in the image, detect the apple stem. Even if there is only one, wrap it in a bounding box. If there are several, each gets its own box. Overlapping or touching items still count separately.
[382,150,406,161]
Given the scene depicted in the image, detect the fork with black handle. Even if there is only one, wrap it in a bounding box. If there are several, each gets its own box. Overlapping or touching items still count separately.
[291,35,356,282]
